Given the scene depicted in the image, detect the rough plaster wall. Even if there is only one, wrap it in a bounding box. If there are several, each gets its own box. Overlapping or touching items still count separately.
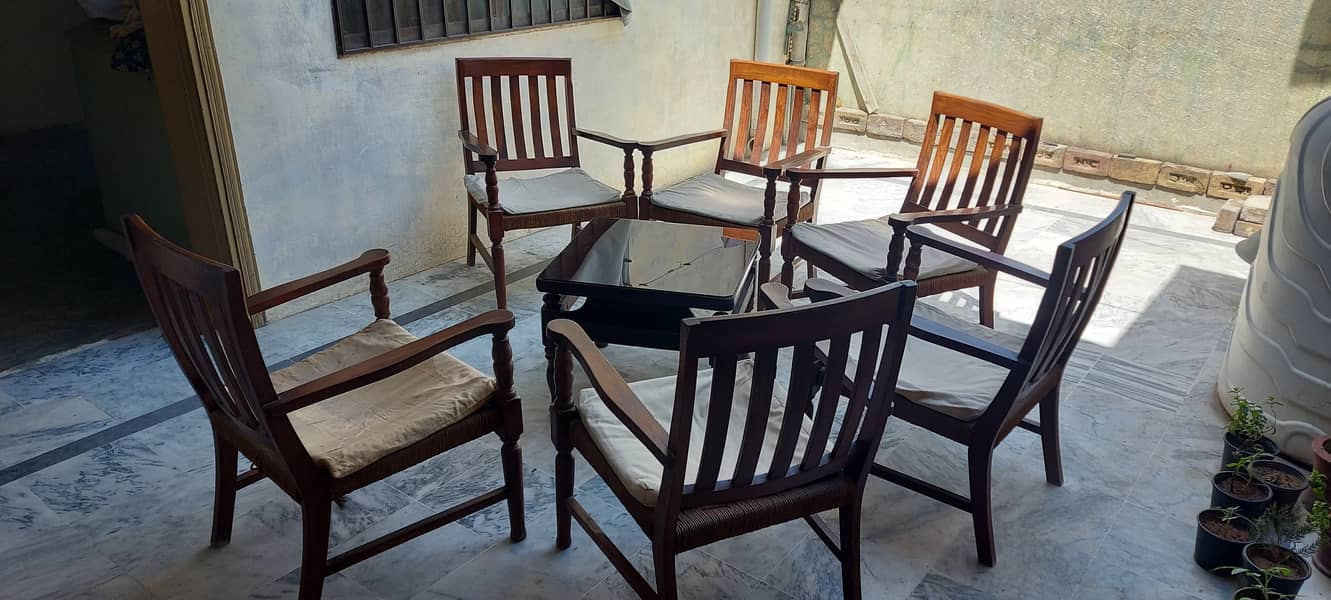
[828,0,1331,177]
[1,1,88,133]
[210,0,755,316]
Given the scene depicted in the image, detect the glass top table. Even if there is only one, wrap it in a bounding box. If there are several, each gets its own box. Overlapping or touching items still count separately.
[537,218,759,351]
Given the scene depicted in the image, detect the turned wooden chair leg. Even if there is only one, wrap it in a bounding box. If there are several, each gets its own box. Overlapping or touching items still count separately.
[500,422,526,542]
[653,542,678,600]
[210,435,238,547]
[758,226,773,286]
[978,280,996,328]
[297,498,332,600]
[968,444,997,567]
[840,502,863,600]
[467,202,479,266]
[554,431,574,550]
[490,232,507,309]
[1040,384,1065,486]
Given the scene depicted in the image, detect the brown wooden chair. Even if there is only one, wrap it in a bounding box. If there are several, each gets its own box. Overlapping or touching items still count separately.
[806,191,1134,567]
[456,57,638,308]
[638,59,839,285]
[548,279,917,600]
[123,215,526,600]
[781,92,1043,327]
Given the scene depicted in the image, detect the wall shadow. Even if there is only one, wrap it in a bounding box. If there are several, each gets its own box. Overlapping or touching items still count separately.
[1293,0,1331,86]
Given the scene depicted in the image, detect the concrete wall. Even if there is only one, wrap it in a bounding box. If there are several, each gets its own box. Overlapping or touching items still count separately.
[210,1,756,315]
[1,1,88,133]
[823,0,1331,177]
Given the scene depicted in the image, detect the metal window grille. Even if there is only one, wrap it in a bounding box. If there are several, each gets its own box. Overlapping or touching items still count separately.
[333,0,620,55]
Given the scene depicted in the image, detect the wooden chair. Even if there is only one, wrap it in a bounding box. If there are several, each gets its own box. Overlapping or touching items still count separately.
[456,57,638,308]
[806,191,1134,567]
[548,279,918,600]
[638,59,839,285]
[123,215,526,600]
[781,92,1043,327]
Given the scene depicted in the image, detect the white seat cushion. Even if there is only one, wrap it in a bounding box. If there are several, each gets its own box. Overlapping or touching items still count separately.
[463,168,622,215]
[649,172,811,226]
[895,303,1024,421]
[271,319,497,478]
[575,360,813,506]
[789,218,978,282]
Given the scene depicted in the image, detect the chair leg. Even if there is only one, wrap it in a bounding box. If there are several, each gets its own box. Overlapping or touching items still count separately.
[1040,385,1065,486]
[839,503,863,600]
[209,436,238,547]
[978,280,996,328]
[467,202,478,266]
[491,232,507,309]
[758,226,773,286]
[298,498,332,600]
[554,429,573,550]
[653,542,678,600]
[968,444,997,567]
[500,426,526,543]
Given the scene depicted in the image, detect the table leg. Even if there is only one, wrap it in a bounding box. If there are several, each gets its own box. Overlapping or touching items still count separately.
[542,292,562,398]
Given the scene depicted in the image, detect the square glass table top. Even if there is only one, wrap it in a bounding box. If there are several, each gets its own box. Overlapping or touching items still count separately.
[537,218,759,311]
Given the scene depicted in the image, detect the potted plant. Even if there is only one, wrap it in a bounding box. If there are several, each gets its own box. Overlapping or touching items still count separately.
[1215,453,1275,518]
[1313,435,1331,504]
[1224,388,1280,468]
[1241,543,1312,597]
[1197,506,1256,571]
[1308,471,1331,576]
[1225,565,1297,599]
[1252,455,1311,508]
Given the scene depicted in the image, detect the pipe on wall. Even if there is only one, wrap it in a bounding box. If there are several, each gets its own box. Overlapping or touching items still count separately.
[754,0,788,63]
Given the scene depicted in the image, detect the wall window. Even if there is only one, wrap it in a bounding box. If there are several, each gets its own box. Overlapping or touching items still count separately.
[333,1,622,55]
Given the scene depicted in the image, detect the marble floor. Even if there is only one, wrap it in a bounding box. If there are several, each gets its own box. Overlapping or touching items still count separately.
[3,144,1327,599]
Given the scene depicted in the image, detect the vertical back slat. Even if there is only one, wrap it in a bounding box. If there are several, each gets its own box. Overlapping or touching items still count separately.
[766,342,816,480]
[564,74,580,165]
[528,75,545,158]
[937,120,973,208]
[546,75,563,158]
[731,348,778,486]
[720,77,739,159]
[804,89,821,154]
[799,334,851,471]
[831,325,883,459]
[957,125,990,208]
[749,82,772,164]
[785,87,803,159]
[489,75,508,158]
[693,355,740,492]
[987,139,1025,234]
[734,80,754,162]
[977,132,1008,207]
[919,117,957,209]
[470,76,488,146]
[509,75,527,160]
[767,84,789,164]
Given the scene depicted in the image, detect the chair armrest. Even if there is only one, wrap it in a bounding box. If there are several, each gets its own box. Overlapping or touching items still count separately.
[909,317,1022,370]
[905,225,1050,286]
[804,278,857,303]
[576,128,638,151]
[458,130,499,158]
[267,310,515,415]
[246,249,389,315]
[784,166,918,181]
[888,204,1021,228]
[547,319,669,463]
[637,128,728,153]
[760,147,832,177]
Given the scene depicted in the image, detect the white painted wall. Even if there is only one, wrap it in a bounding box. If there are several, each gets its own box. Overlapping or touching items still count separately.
[210,1,757,316]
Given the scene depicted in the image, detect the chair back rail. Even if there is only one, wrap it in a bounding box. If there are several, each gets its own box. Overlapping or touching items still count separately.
[983,192,1134,433]
[716,59,838,178]
[666,281,916,509]
[903,92,1043,252]
[123,216,310,472]
[456,57,579,173]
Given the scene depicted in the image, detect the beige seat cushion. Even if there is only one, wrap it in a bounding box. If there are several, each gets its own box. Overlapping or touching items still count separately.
[789,218,979,282]
[575,360,813,506]
[649,172,811,226]
[463,168,622,215]
[895,303,1024,421]
[271,319,497,478]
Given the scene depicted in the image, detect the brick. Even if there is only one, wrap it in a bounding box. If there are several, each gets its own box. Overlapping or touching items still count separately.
[1208,172,1266,201]
[1062,148,1112,176]
[1034,142,1066,169]
[866,114,905,139]
[833,107,868,134]
[1156,163,1212,194]
[1263,178,1277,195]
[1239,194,1272,224]
[1233,220,1262,238]
[903,119,928,144]
[1108,154,1162,185]
[1213,197,1243,233]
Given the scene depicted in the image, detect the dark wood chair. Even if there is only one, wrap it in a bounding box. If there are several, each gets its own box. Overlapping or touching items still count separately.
[638,59,839,285]
[806,191,1134,567]
[548,279,917,600]
[781,92,1043,327]
[123,215,526,600]
[456,57,638,308]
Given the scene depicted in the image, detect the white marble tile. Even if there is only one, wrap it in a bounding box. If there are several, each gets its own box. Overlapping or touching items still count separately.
[0,482,68,554]
[0,396,113,470]
[248,571,382,600]
[0,529,126,599]
[335,502,495,600]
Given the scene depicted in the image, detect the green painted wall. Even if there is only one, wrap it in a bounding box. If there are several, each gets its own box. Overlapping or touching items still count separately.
[817,0,1331,176]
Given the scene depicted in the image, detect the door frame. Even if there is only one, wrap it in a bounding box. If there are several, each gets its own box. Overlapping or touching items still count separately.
[141,0,264,323]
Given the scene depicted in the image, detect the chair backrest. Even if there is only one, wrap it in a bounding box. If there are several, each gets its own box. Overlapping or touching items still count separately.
[902,92,1043,252]
[123,215,296,470]
[663,281,916,510]
[986,192,1134,432]
[455,57,580,174]
[716,59,839,179]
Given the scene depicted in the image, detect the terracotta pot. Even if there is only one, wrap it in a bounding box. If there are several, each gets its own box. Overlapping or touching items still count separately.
[1314,435,1331,483]
[1316,535,1331,578]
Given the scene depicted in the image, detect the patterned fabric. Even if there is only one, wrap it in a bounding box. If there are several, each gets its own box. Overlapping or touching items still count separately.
[110,1,150,73]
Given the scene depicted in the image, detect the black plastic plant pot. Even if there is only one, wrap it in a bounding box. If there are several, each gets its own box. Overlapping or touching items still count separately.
[1232,587,1266,600]
[1252,459,1309,508]
[1242,543,1312,597]
[1211,472,1273,518]
[1222,432,1279,470]
[1195,509,1253,571]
